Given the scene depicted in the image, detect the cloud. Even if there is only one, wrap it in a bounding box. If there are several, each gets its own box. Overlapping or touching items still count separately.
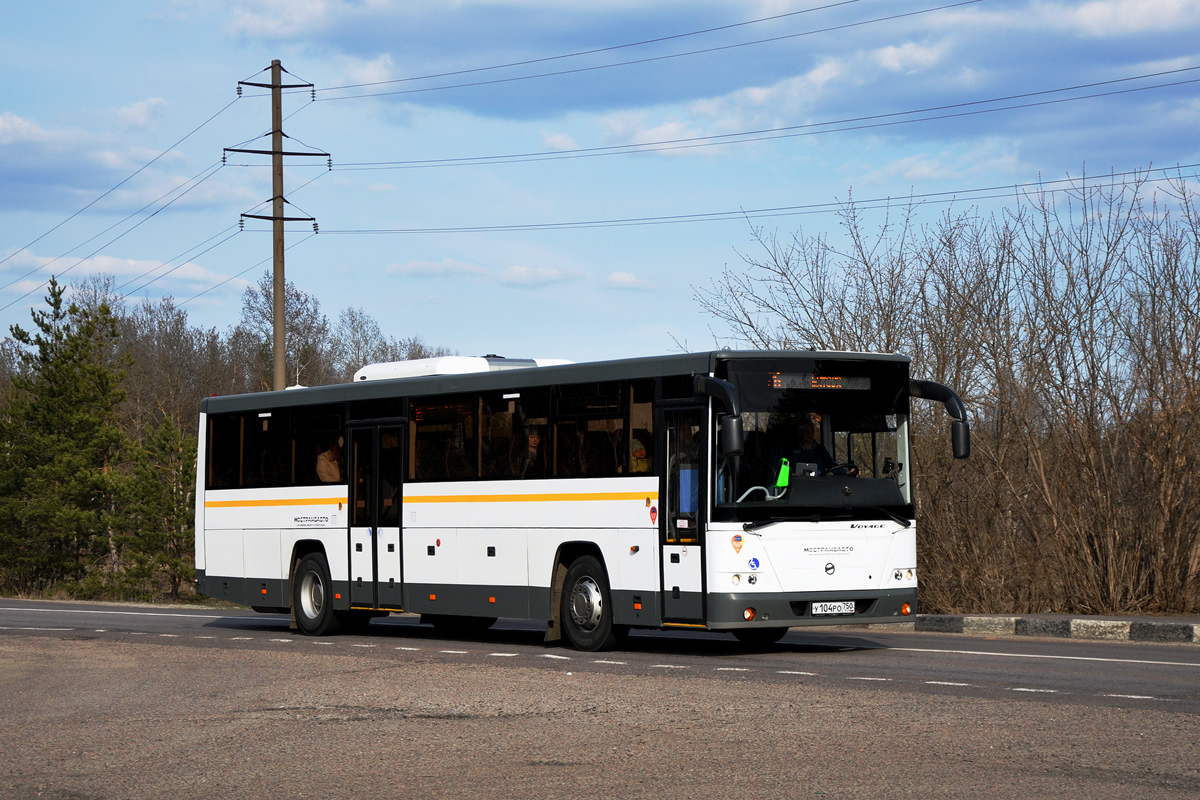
[1046,0,1200,36]
[116,98,166,128]
[874,42,946,74]
[542,131,577,151]
[0,249,250,302]
[0,112,56,145]
[386,257,486,276]
[497,264,574,285]
[606,271,655,290]
[227,0,333,38]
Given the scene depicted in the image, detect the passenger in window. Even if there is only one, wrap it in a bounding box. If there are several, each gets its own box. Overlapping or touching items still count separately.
[513,426,549,479]
[316,436,343,483]
[630,433,651,473]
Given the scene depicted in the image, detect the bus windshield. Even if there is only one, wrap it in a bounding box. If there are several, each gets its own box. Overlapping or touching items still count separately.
[713,358,913,523]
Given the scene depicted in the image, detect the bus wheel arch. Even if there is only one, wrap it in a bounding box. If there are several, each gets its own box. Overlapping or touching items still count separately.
[291,548,340,636]
[556,548,620,652]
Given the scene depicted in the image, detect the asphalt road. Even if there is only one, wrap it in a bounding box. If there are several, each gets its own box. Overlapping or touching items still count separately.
[2,599,1198,798]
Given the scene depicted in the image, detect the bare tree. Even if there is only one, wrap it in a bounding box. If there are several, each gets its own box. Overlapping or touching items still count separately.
[697,170,1200,614]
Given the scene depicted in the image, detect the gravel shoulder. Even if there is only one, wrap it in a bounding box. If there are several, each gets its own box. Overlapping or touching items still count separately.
[3,635,1198,799]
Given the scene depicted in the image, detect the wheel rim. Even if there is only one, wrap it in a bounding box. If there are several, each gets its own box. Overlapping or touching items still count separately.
[299,569,325,621]
[568,576,604,632]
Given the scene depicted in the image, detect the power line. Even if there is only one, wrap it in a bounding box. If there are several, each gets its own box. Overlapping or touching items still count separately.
[334,66,1200,171]
[314,0,873,93]
[0,162,225,294]
[318,163,1200,235]
[119,228,243,301]
[0,163,229,314]
[315,0,982,102]
[178,233,318,308]
[0,97,240,271]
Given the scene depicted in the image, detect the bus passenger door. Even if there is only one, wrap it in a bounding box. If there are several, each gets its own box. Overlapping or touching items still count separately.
[348,425,405,610]
[662,407,706,623]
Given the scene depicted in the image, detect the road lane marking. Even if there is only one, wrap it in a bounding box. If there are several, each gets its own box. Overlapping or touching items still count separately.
[489,653,519,657]
[0,626,73,631]
[541,654,571,660]
[592,660,627,665]
[0,606,283,621]
[439,650,468,654]
[1010,687,1057,693]
[159,634,178,638]
[716,667,749,672]
[652,664,688,669]
[778,670,817,676]
[270,638,294,643]
[925,681,971,686]
[847,677,891,681]
[351,644,375,648]
[193,636,215,639]
[231,637,254,641]
[891,646,1200,668]
[1104,694,1155,699]
[397,647,421,651]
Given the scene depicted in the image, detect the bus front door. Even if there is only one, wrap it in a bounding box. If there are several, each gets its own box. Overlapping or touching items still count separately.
[348,425,405,610]
[662,407,706,623]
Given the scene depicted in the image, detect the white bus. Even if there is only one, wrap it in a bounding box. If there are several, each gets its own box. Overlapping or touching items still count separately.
[194,350,969,650]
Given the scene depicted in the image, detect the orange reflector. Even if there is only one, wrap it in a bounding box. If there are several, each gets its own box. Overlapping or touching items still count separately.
[334,593,341,600]
[489,597,496,604]
[744,607,757,621]
[901,602,911,616]
[261,588,267,595]
[634,602,642,610]
[429,594,436,601]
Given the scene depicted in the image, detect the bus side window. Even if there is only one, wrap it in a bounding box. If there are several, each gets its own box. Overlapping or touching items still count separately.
[629,379,653,473]
[410,394,476,482]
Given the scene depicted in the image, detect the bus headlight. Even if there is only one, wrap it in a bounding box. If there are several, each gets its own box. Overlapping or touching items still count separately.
[743,607,757,621]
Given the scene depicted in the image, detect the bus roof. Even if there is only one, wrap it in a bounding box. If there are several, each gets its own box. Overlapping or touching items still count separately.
[200,349,911,415]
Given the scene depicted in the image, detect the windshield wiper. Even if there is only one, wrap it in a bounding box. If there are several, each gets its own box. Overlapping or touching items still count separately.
[868,506,912,528]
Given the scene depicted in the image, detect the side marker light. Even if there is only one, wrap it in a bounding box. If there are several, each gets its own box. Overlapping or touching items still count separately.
[743,607,757,621]
[901,603,911,616]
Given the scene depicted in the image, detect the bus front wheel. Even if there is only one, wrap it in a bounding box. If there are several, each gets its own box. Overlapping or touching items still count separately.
[561,555,618,652]
[293,553,340,636]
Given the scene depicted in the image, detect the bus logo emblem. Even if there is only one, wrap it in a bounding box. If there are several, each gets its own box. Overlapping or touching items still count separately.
[732,534,743,553]
[825,563,835,575]
[649,506,657,524]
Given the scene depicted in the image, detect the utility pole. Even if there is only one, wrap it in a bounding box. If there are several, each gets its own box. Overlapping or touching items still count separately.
[226,60,328,391]
[271,60,285,392]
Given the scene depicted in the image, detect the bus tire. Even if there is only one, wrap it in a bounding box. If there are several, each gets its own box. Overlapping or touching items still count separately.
[293,553,340,636]
[732,627,789,647]
[561,555,618,652]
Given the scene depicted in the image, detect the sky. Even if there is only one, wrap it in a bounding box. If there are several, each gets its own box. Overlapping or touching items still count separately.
[2,0,1199,365]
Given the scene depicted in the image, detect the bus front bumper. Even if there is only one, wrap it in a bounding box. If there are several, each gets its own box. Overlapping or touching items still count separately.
[706,588,917,629]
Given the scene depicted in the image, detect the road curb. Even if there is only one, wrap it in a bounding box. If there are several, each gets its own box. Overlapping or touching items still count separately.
[892,615,1200,644]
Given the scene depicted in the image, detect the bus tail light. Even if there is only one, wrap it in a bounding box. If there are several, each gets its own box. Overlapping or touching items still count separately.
[901,603,911,616]
[743,607,757,621]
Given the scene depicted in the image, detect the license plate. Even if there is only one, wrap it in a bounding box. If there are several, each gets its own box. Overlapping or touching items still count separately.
[812,601,855,616]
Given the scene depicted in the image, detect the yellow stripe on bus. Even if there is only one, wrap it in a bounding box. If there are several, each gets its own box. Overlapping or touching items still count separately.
[205,497,348,508]
[404,491,658,504]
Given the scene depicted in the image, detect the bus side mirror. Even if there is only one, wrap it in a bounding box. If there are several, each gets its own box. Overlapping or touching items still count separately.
[952,419,970,459]
[721,415,744,457]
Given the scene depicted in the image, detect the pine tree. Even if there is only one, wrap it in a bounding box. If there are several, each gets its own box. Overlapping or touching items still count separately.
[0,278,129,594]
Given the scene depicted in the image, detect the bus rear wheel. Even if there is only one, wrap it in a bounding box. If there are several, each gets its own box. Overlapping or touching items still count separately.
[561,555,618,652]
[293,553,340,636]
